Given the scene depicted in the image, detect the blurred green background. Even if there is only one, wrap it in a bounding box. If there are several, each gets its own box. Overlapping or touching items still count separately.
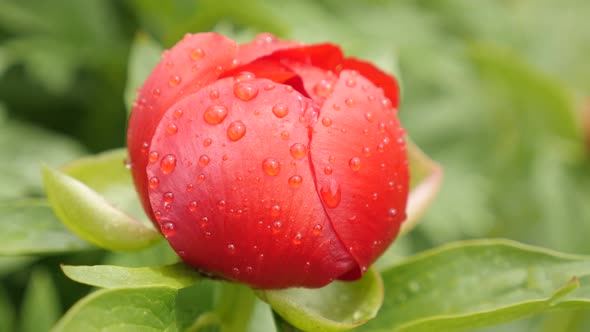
[1,0,590,331]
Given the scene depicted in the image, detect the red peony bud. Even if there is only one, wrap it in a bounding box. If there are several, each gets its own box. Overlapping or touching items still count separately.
[127,32,409,289]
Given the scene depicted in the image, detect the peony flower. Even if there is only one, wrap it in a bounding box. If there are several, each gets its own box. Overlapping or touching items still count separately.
[127,32,409,289]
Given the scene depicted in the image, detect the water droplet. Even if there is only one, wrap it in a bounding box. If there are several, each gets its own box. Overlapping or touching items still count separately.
[280,131,290,140]
[246,266,253,274]
[367,95,376,102]
[149,151,159,163]
[345,98,354,107]
[314,80,333,97]
[161,221,176,237]
[227,244,236,255]
[163,192,174,203]
[272,103,289,118]
[292,233,303,245]
[262,158,281,176]
[149,176,160,189]
[168,75,181,87]
[222,155,229,161]
[198,155,210,167]
[151,88,161,98]
[217,200,226,211]
[285,85,294,93]
[320,181,342,208]
[332,104,341,111]
[288,175,303,188]
[227,121,246,141]
[387,181,395,190]
[190,48,205,60]
[349,157,361,171]
[388,208,397,217]
[321,117,333,127]
[364,112,374,122]
[328,155,336,163]
[382,137,391,145]
[160,154,177,174]
[371,192,379,201]
[209,89,219,100]
[172,109,184,119]
[197,174,206,183]
[141,141,149,153]
[203,138,212,147]
[232,267,240,276]
[204,105,228,125]
[188,201,198,212]
[272,220,283,234]
[377,143,385,152]
[234,71,255,83]
[381,97,393,109]
[312,224,322,236]
[234,82,259,101]
[323,166,333,175]
[362,147,371,157]
[264,83,275,91]
[289,143,307,159]
[270,204,281,217]
[345,78,356,88]
[186,184,194,192]
[378,122,386,132]
[166,123,178,135]
[255,32,277,45]
[304,261,311,272]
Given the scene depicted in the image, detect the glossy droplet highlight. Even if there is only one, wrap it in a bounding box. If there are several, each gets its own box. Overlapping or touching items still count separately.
[209,89,219,100]
[203,138,212,147]
[270,204,281,217]
[280,131,290,140]
[234,71,255,83]
[320,181,342,209]
[321,117,333,127]
[227,121,247,141]
[190,48,205,60]
[313,80,333,97]
[149,151,159,163]
[166,123,178,135]
[160,154,177,174]
[188,201,198,212]
[289,143,307,159]
[173,109,184,119]
[312,224,322,236]
[161,221,176,237]
[292,233,303,245]
[227,244,236,255]
[204,105,228,125]
[288,175,303,188]
[349,157,361,171]
[345,98,355,107]
[262,158,281,176]
[149,176,160,189]
[234,82,259,101]
[198,155,210,167]
[168,75,181,87]
[163,192,174,203]
[272,103,289,118]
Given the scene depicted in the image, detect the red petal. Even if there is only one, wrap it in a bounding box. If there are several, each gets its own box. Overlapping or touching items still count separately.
[127,33,238,223]
[309,70,409,279]
[146,77,355,288]
[236,33,301,65]
[342,58,400,109]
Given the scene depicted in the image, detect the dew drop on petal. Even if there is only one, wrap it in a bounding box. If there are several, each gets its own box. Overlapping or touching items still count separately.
[321,117,333,127]
[264,83,275,91]
[190,48,205,60]
[204,105,228,125]
[262,158,281,176]
[313,80,333,97]
[320,181,342,208]
[345,98,355,107]
[166,123,178,135]
[288,175,303,188]
[272,103,289,118]
[234,82,259,101]
[198,155,210,167]
[364,112,374,122]
[168,75,181,87]
[289,143,307,159]
[160,154,177,174]
[227,121,247,141]
[312,224,322,236]
[362,147,371,157]
[349,157,361,171]
[227,244,236,255]
[345,78,356,88]
[197,174,206,184]
[209,89,219,100]
[163,192,174,203]
[324,166,333,175]
[272,220,283,234]
[149,151,159,163]
[292,233,303,245]
[149,176,160,189]
[203,138,213,147]
[270,204,281,217]
[234,71,255,83]
[188,201,198,212]
[161,221,176,237]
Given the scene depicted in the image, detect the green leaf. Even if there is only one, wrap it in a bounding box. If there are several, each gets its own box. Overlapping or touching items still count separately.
[51,287,178,332]
[61,263,200,289]
[215,282,256,332]
[42,164,160,251]
[257,268,383,332]
[0,256,35,277]
[124,33,163,116]
[176,281,220,332]
[20,268,61,332]
[0,199,90,255]
[357,239,590,332]
[399,138,443,236]
[0,286,15,332]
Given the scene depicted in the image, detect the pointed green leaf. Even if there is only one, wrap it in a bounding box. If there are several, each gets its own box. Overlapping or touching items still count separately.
[176,281,221,332]
[357,239,590,332]
[0,286,15,332]
[399,138,443,236]
[51,287,178,332]
[256,268,383,332]
[20,268,60,332]
[0,199,90,255]
[61,263,200,289]
[42,164,160,251]
[124,33,163,116]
